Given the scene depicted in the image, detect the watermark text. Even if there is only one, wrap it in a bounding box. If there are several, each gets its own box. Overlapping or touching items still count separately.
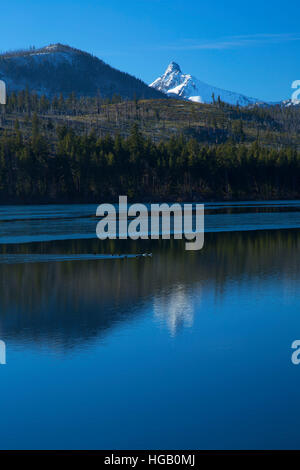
[0,340,6,365]
[96,196,204,251]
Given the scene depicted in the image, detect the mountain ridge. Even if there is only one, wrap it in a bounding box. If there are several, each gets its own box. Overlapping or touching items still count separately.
[0,43,165,100]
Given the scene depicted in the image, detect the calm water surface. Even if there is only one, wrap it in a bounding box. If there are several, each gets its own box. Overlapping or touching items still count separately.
[0,202,300,449]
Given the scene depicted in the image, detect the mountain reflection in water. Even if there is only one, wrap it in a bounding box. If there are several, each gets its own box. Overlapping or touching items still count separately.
[0,230,299,348]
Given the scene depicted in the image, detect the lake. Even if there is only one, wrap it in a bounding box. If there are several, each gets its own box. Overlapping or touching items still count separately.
[0,201,300,449]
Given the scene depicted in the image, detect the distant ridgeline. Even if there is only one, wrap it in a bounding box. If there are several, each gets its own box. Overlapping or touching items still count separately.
[0,44,165,100]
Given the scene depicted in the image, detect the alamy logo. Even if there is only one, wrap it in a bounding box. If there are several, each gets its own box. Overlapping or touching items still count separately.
[0,340,6,365]
[291,340,300,365]
[0,80,6,105]
[291,80,300,104]
[96,196,204,251]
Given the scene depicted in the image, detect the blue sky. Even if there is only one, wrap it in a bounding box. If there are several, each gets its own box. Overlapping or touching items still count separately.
[2,0,300,101]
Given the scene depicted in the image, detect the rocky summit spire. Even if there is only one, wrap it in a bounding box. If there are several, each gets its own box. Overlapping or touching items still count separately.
[150,61,262,106]
[165,62,181,74]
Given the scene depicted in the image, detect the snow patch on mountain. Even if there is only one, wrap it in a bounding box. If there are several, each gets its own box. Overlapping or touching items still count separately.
[150,62,264,106]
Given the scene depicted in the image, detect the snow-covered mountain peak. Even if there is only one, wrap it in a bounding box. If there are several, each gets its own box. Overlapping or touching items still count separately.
[165,62,182,74]
[150,62,264,107]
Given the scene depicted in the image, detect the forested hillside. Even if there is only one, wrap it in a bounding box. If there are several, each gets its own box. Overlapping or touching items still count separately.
[0,90,300,203]
[2,90,300,147]
[0,44,165,100]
